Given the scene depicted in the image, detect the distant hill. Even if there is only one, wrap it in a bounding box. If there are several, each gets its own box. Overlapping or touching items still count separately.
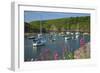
[24,16,90,33]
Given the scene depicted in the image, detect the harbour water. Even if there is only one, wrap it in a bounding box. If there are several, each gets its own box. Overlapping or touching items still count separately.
[24,33,90,61]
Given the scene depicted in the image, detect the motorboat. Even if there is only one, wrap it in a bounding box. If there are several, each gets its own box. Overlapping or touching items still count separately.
[83,32,89,35]
[71,32,74,35]
[65,37,68,40]
[75,32,80,39]
[27,36,35,39]
[66,31,70,35]
[75,32,80,35]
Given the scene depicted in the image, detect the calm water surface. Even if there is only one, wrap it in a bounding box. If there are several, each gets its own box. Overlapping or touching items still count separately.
[24,33,90,61]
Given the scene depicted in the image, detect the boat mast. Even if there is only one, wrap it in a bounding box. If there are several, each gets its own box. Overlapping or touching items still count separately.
[40,14,42,34]
[77,23,79,32]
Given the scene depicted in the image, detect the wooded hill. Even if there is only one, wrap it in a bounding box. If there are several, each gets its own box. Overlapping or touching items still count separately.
[24,16,90,33]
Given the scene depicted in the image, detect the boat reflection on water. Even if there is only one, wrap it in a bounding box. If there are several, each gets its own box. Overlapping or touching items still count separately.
[32,46,42,61]
[31,46,37,61]
[24,32,90,61]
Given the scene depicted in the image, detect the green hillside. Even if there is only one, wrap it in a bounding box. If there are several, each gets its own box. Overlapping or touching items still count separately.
[24,16,90,33]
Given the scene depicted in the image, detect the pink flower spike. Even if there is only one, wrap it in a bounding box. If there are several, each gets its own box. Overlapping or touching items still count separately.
[54,51,59,60]
[80,38,85,46]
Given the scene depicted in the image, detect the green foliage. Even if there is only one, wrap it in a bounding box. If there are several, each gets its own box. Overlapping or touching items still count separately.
[24,16,90,33]
[64,52,74,59]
